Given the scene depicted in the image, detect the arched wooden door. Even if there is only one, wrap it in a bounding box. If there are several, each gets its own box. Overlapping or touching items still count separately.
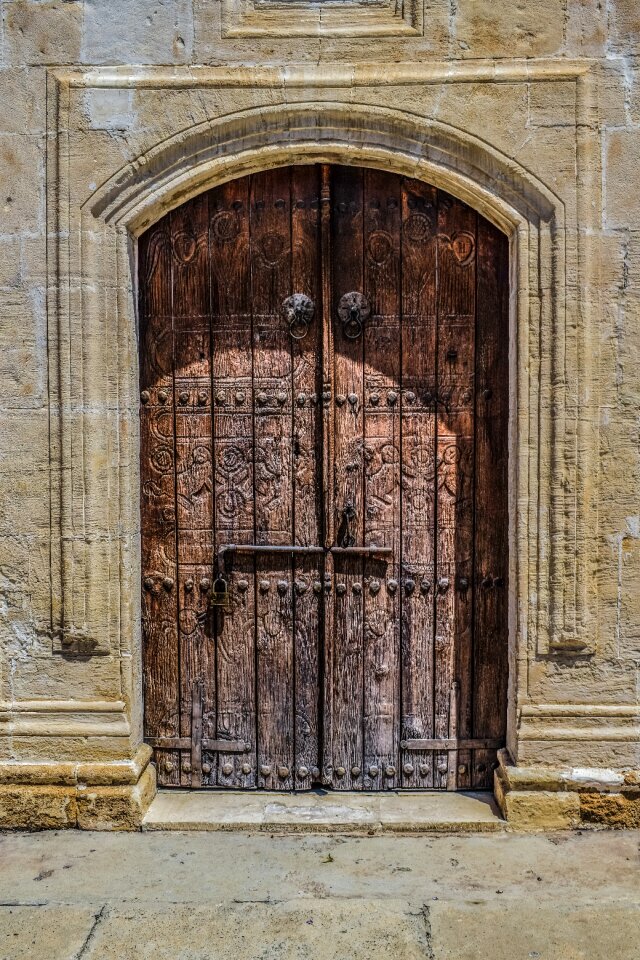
[139,165,509,792]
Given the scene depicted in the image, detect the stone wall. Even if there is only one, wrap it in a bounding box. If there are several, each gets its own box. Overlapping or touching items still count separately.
[1,0,639,828]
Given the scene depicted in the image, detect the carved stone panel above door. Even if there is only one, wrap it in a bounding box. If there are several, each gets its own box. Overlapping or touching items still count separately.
[221,0,424,38]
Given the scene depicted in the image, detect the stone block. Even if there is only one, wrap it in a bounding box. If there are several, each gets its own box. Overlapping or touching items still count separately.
[579,791,640,827]
[605,130,640,229]
[498,785,581,830]
[0,783,77,828]
[82,0,193,65]
[452,0,565,58]
[76,763,156,830]
[608,0,640,52]
[0,135,44,234]
[528,80,577,128]
[2,0,83,65]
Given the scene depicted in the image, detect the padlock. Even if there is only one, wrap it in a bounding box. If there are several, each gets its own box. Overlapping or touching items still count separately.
[209,574,230,609]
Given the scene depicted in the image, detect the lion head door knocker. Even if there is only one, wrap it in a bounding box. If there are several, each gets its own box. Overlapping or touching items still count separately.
[282,293,315,340]
[338,292,370,340]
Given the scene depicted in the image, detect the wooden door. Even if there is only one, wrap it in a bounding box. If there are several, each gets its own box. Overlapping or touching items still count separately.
[139,164,509,791]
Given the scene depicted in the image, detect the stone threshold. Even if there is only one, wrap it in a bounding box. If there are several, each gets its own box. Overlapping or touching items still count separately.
[142,789,504,834]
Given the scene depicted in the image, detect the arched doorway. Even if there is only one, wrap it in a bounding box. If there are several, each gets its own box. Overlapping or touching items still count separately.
[139,164,509,792]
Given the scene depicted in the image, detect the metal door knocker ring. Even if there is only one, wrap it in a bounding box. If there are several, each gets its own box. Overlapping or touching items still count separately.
[338,292,370,340]
[282,294,315,340]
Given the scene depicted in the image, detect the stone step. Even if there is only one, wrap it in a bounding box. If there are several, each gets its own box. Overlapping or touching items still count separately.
[142,789,505,834]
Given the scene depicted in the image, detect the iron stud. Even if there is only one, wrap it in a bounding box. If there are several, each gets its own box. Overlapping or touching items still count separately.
[277,765,290,778]
[437,577,450,593]
[420,579,431,593]
[199,578,211,592]
[336,583,347,595]
[276,391,287,405]
[405,579,416,594]
[483,388,492,400]
[277,579,288,595]
[197,390,208,405]
[313,581,322,593]
[222,762,233,776]
[351,766,361,777]
[237,579,249,592]
[162,577,174,591]
[369,579,381,595]
[178,391,189,405]
[348,393,358,405]
[241,763,252,775]
[405,391,416,404]
[370,393,380,405]
[143,577,154,591]
[336,394,346,406]
[403,763,415,776]
[311,767,320,779]
[157,389,168,403]
[184,578,194,592]
[437,759,448,774]
[387,390,398,405]
[235,391,246,404]
[458,764,467,775]
[202,762,211,775]
[260,580,270,592]
[260,765,272,777]
[297,766,309,779]
[322,390,331,402]
[140,390,150,404]
[297,393,307,406]
[387,579,398,594]
[335,766,346,778]
[182,761,191,773]
[481,576,492,589]
[385,765,396,777]
[352,583,362,594]
[419,763,429,776]
[257,392,267,405]
[165,761,174,773]
[368,765,379,777]
[295,580,308,594]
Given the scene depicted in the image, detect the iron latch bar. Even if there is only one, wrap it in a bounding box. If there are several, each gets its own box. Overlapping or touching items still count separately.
[148,737,248,753]
[330,546,393,557]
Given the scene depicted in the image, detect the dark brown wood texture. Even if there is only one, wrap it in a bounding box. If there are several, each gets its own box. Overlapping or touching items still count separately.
[140,165,509,791]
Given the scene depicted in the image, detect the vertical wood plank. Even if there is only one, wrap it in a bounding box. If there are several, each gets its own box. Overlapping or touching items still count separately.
[210,176,257,789]
[473,218,509,789]
[330,165,365,791]
[362,169,401,790]
[171,194,214,787]
[434,194,477,790]
[140,218,180,787]
[251,168,295,791]
[291,165,322,788]
[399,178,438,789]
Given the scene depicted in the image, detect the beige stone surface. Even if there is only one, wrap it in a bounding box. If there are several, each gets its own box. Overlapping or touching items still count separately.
[143,788,504,834]
[0,0,639,828]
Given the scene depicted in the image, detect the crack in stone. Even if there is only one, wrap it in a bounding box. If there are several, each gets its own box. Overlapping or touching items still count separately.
[421,904,436,960]
[75,903,108,959]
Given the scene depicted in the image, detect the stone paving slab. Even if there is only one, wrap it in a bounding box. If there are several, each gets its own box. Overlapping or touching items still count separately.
[142,789,504,833]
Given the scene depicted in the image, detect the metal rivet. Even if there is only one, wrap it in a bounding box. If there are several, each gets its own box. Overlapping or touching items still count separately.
[260,580,270,592]
[222,762,233,776]
[277,579,288,595]
[165,761,174,773]
[420,580,431,593]
[257,392,267,405]
[368,765,379,777]
[385,765,396,777]
[403,763,415,776]
[313,581,322,594]
[351,766,361,777]
[215,391,226,405]
[322,390,331,402]
[200,578,211,592]
[277,391,287,405]
[297,393,307,406]
[237,579,249,592]
[438,577,450,593]
[202,762,211,775]
[387,390,398,405]
[260,765,272,777]
[197,390,208,405]
[336,583,347,595]
[405,579,415,594]
[278,765,290,778]
[370,392,380,406]
[179,391,189,405]
[370,579,381,595]
[162,577,174,591]
[336,394,346,406]
[295,580,308,594]
[387,579,398,594]
[241,763,252,775]
[143,577,154,591]
[419,763,429,776]
[352,582,362,594]
[458,764,467,775]
[157,389,168,404]
[437,759,448,774]
[348,393,358,405]
[297,766,309,778]
[235,391,245,404]
[483,388,492,400]
[184,578,194,592]
[405,391,416,404]
[182,761,191,773]
[335,766,346,778]
[140,390,150,404]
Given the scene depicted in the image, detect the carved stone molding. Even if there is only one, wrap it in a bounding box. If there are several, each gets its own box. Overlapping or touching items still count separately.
[44,64,601,769]
[221,0,423,37]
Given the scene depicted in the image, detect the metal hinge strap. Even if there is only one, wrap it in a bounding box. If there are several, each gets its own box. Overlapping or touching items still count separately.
[148,737,248,753]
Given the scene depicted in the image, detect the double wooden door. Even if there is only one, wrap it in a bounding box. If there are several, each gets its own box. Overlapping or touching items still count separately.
[140,164,508,792]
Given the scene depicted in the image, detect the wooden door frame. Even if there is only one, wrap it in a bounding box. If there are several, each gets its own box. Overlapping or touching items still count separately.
[51,89,600,798]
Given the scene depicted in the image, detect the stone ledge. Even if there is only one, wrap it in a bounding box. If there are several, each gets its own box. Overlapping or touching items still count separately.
[0,757,156,831]
[495,750,640,830]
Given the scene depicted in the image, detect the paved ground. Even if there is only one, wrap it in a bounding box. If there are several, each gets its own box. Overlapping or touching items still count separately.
[0,828,638,959]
